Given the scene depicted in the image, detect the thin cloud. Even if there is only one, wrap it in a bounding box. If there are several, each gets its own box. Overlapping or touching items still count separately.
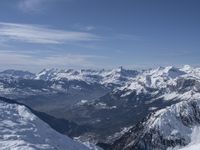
[18,0,50,13]
[114,34,141,41]
[0,22,100,44]
[0,50,107,71]
[73,24,96,31]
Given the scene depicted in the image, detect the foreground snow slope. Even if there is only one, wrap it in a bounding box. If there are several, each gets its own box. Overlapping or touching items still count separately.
[0,99,89,150]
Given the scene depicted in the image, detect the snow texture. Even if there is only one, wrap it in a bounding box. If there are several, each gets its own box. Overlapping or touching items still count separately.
[0,100,89,150]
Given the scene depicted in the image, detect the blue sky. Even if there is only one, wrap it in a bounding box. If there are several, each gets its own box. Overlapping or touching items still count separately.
[0,0,200,72]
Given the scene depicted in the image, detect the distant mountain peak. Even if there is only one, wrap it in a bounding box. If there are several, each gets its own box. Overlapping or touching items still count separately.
[0,69,35,79]
[181,65,193,72]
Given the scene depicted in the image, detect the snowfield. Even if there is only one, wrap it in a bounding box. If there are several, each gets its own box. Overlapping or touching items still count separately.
[0,99,89,150]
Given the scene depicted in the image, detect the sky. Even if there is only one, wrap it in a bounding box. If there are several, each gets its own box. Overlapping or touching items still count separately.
[0,0,200,72]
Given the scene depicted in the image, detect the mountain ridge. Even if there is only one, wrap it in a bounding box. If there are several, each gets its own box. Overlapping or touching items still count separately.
[1,65,200,149]
[0,97,91,150]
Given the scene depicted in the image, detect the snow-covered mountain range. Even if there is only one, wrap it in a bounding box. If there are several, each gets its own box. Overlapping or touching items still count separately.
[0,67,137,114]
[0,66,138,95]
[35,67,138,86]
[62,65,200,144]
[1,65,200,150]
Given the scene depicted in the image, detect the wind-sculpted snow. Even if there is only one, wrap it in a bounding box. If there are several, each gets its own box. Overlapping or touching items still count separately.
[0,99,90,150]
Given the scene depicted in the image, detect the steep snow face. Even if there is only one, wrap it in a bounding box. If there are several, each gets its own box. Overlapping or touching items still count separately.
[112,99,200,150]
[146,99,200,149]
[147,100,198,142]
[0,100,89,150]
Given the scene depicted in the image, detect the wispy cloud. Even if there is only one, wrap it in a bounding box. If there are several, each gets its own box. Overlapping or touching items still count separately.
[0,22,100,44]
[73,24,96,31]
[113,33,141,41]
[0,50,107,71]
[18,0,51,13]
